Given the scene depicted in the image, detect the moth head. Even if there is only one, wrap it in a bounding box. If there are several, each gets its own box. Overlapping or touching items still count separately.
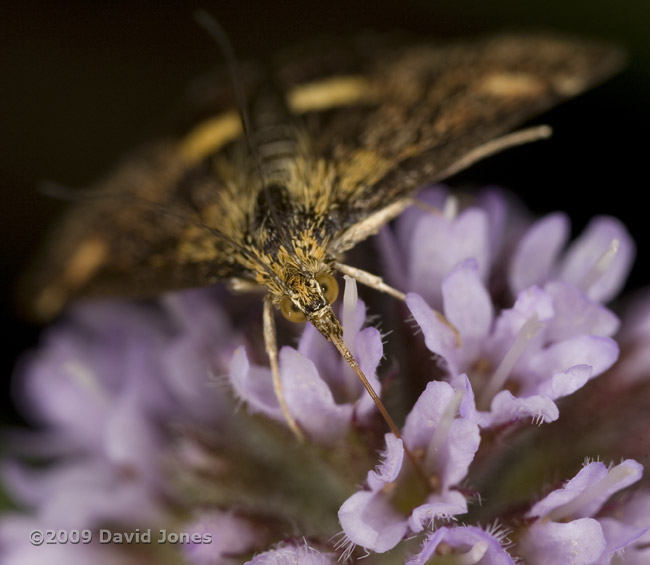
[280,272,339,324]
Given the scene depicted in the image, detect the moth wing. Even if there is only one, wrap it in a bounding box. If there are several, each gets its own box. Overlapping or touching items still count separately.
[277,34,623,252]
[22,141,246,321]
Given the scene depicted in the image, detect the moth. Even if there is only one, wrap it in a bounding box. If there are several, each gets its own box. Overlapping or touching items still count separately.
[24,26,623,442]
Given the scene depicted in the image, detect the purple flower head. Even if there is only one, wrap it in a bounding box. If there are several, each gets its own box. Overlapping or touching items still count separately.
[383,189,624,428]
[4,186,647,564]
[408,257,619,427]
[229,277,383,443]
[407,266,618,427]
[338,375,480,552]
[518,459,644,564]
[3,293,268,563]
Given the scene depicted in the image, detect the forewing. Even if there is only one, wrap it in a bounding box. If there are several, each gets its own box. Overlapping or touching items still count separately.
[276,34,624,250]
[23,141,248,321]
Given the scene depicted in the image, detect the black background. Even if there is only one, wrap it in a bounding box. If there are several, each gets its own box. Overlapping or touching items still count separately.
[2,0,649,424]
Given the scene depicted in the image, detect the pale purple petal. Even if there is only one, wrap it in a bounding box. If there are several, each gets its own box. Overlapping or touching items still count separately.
[164,288,233,343]
[279,347,353,443]
[481,390,559,427]
[544,281,620,341]
[597,517,647,564]
[408,490,468,532]
[103,389,163,483]
[353,327,385,420]
[338,490,408,553]
[402,380,456,449]
[408,526,515,565]
[160,336,230,424]
[403,380,480,486]
[406,293,459,374]
[509,212,570,295]
[525,335,619,395]
[477,187,511,265]
[395,186,449,255]
[487,286,554,364]
[442,418,481,487]
[442,259,493,344]
[559,216,635,303]
[228,348,283,421]
[2,459,164,529]
[376,225,408,291]
[17,342,111,449]
[367,434,404,491]
[534,365,595,399]
[519,519,606,565]
[528,460,643,520]
[409,207,490,307]
[603,492,650,564]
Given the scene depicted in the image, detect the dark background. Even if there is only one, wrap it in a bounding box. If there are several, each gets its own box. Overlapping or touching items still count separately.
[2,0,649,424]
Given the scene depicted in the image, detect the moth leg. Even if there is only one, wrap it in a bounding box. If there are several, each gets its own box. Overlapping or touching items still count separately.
[438,124,553,179]
[334,261,406,301]
[333,261,461,347]
[263,295,306,442]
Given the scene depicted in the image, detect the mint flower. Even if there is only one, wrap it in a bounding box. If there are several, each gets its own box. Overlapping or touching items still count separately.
[517,460,645,564]
[338,375,480,553]
[406,264,619,426]
[2,187,647,564]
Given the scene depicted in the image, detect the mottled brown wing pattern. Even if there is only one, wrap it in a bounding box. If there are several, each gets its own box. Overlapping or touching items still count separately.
[280,34,623,247]
[23,142,248,320]
[24,33,623,320]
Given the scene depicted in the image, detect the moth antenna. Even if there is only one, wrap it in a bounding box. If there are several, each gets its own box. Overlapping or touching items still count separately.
[193,10,295,254]
[329,333,431,489]
[193,10,255,145]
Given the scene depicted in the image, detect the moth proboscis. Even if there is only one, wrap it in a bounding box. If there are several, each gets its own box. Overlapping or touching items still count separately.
[23,31,624,452]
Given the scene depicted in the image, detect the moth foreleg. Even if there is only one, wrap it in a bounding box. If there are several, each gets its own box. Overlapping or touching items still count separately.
[263,295,306,442]
[333,262,406,301]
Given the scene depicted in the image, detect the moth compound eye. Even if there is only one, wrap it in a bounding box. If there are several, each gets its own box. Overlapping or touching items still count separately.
[317,273,339,305]
[280,296,307,323]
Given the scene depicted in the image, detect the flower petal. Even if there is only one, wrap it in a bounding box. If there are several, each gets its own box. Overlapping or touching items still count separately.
[442,259,493,343]
[409,207,490,307]
[406,293,459,374]
[228,348,283,421]
[509,212,570,294]
[544,281,620,341]
[338,491,407,553]
[519,519,606,565]
[559,216,635,303]
[481,390,559,427]
[279,347,353,443]
[367,434,404,490]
